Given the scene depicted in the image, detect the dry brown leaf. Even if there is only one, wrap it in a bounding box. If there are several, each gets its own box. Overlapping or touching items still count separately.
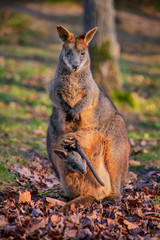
[77,229,92,239]
[36,199,44,205]
[51,214,59,225]
[63,228,77,238]
[29,217,48,233]
[136,208,145,218]
[70,202,76,211]
[154,204,160,212]
[107,218,116,230]
[0,215,9,228]
[54,216,65,233]
[123,219,139,230]
[157,222,160,229]
[46,197,65,207]
[69,213,81,225]
[19,190,31,204]
[129,160,141,166]
[45,203,53,213]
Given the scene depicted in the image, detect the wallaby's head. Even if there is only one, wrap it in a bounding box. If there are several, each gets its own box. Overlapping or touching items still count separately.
[57,25,98,72]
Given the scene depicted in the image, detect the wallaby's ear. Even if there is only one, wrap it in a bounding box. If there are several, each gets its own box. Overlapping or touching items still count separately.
[57,25,74,43]
[85,27,98,45]
[54,149,67,159]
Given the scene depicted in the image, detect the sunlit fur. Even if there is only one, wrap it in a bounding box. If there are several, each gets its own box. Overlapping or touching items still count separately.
[47,26,130,202]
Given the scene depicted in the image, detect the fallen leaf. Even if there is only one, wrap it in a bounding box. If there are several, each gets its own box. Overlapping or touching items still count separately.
[77,228,92,239]
[70,213,81,225]
[157,222,160,229]
[147,171,159,177]
[107,218,116,230]
[51,214,59,225]
[29,217,48,233]
[70,202,76,211]
[46,197,65,207]
[19,190,31,204]
[45,203,53,213]
[140,140,147,147]
[0,215,9,228]
[123,219,139,230]
[63,227,77,238]
[129,159,141,166]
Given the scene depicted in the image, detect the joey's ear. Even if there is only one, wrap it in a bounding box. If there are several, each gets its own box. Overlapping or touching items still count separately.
[85,27,98,45]
[57,25,74,43]
[54,149,67,159]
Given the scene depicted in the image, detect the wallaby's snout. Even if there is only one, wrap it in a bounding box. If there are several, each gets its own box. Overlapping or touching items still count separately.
[62,46,86,72]
[72,62,79,71]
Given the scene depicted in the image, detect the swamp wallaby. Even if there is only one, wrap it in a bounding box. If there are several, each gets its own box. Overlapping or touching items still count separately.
[47,26,130,201]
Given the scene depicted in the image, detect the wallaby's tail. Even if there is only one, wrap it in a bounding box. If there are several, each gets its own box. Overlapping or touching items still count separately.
[76,142,105,187]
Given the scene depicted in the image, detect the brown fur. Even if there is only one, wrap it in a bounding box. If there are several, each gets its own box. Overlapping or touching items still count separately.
[47,26,130,205]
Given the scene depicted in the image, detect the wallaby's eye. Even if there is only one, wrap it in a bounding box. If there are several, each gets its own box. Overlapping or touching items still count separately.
[66,50,72,56]
[81,52,85,56]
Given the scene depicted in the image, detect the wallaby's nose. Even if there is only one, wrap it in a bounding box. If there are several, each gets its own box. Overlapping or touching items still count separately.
[72,64,79,71]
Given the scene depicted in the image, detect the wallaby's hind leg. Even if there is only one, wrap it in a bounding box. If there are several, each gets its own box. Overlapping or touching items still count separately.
[60,195,96,212]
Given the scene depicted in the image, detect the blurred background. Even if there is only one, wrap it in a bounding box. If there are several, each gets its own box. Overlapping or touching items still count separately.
[0,0,159,189]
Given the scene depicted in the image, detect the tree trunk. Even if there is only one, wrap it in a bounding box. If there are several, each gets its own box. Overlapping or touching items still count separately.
[83,0,121,93]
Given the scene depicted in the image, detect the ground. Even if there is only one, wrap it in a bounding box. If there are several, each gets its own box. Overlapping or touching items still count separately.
[0,1,159,239]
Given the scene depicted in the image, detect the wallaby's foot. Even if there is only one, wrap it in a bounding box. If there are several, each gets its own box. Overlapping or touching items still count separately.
[60,195,96,212]
[102,193,121,204]
[66,109,80,122]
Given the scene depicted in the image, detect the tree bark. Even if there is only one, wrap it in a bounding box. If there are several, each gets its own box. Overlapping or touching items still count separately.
[83,0,121,93]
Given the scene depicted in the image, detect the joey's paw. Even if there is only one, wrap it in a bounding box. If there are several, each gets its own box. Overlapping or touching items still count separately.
[66,109,80,122]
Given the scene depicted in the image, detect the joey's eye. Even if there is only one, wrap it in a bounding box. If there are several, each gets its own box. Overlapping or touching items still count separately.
[81,52,85,56]
[72,163,76,169]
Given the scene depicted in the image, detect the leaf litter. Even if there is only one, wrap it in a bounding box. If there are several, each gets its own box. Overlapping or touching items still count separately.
[0,149,159,239]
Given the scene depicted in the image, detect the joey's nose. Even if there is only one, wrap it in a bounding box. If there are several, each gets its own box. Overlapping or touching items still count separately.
[82,167,87,174]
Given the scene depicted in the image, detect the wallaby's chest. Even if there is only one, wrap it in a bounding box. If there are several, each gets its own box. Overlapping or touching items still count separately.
[59,77,86,108]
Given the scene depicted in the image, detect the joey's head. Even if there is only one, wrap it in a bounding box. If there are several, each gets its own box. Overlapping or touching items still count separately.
[57,25,98,72]
[66,151,87,174]
[54,148,86,174]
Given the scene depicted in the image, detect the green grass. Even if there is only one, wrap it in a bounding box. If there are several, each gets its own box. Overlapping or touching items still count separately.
[137,145,160,164]
[0,161,17,190]
[0,57,52,189]
[38,190,59,198]
[0,10,46,46]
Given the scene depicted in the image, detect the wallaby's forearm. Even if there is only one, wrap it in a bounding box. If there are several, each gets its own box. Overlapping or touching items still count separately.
[50,88,71,113]
[66,93,95,121]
